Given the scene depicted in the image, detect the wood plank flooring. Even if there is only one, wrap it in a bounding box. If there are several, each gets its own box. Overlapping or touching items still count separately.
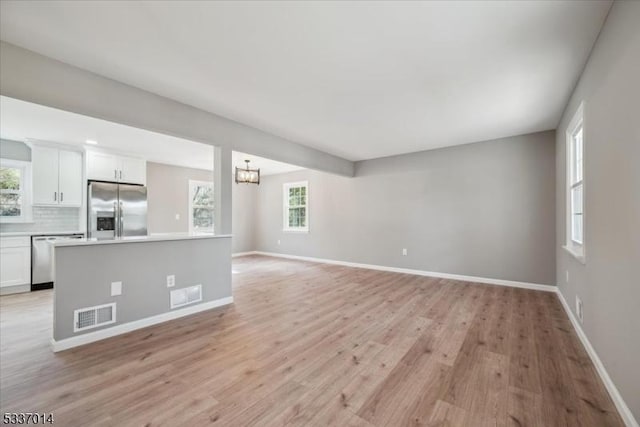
[0,255,623,426]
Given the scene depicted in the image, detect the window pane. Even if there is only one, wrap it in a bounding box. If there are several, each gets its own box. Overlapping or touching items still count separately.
[576,129,583,182]
[300,208,306,227]
[0,167,21,190]
[571,184,583,243]
[0,193,21,216]
[192,208,213,229]
[571,184,583,215]
[193,185,214,207]
[572,127,583,183]
[572,213,583,244]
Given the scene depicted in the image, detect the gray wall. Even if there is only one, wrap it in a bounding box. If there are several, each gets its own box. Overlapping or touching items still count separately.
[0,41,354,177]
[54,237,232,341]
[251,131,556,286]
[0,138,30,161]
[146,161,213,234]
[232,183,257,253]
[555,1,639,421]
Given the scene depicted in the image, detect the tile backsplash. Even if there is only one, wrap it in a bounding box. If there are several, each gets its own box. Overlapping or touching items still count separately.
[0,207,81,233]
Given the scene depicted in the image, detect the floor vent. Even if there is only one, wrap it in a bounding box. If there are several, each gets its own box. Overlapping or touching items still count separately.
[74,303,116,332]
[170,284,203,309]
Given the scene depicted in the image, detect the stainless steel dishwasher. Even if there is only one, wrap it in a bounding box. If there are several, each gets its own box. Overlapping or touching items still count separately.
[31,234,84,290]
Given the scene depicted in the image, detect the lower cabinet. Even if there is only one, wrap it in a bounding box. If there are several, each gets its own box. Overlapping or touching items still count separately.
[0,237,31,289]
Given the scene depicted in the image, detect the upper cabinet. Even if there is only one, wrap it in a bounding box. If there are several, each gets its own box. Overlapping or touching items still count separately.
[87,151,146,185]
[119,156,146,185]
[32,145,83,207]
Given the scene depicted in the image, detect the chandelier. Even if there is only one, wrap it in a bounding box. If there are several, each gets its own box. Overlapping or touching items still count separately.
[235,159,260,184]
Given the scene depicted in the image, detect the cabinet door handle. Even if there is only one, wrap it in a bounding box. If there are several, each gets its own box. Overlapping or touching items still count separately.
[114,169,117,179]
[60,192,64,202]
[119,170,122,180]
[54,192,57,201]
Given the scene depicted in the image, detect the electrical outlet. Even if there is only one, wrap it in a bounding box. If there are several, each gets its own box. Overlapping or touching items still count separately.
[167,275,175,288]
[277,240,281,245]
[111,281,122,296]
[576,295,583,323]
[402,248,408,256]
[175,213,180,220]
[566,270,569,283]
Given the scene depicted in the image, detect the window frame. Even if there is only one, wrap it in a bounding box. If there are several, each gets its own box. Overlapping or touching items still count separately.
[564,103,586,263]
[0,158,32,223]
[188,179,214,234]
[283,181,309,233]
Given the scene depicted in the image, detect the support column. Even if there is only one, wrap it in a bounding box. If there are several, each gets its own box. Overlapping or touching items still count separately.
[214,145,232,235]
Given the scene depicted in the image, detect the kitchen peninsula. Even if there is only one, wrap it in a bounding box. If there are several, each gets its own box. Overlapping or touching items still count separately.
[51,233,232,351]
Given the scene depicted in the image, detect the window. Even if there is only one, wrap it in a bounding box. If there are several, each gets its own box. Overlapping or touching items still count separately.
[0,159,31,223]
[189,180,214,233]
[283,181,308,232]
[565,103,585,262]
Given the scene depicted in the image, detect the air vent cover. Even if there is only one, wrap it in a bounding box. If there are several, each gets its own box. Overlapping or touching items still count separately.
[170,284,202,309]
[74,303,116,332]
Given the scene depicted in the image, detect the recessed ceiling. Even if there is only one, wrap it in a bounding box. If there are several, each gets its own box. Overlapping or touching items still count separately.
[0,96,215,170]
[232,151,304,177]
[0,1,611,161]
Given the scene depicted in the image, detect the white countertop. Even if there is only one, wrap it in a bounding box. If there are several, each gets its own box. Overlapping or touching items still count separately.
[0,230,84,237]
[51,233,232,247]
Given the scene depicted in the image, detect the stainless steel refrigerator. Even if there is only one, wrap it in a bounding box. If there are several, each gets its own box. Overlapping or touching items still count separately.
[88,181,148,239]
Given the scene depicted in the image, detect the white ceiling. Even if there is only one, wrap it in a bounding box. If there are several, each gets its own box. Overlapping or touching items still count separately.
[0,1,611,161]
[232,151,304,176]
[0,96,303,175]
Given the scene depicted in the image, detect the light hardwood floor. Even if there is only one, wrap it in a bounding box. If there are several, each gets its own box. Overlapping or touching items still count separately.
[0,255,623,426]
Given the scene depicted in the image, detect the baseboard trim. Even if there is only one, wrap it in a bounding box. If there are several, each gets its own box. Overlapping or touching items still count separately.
[555,289,638,427]
[251,251,556,292]
[0,284,31,295]
[51,296,234,353]
[232,251,258,258]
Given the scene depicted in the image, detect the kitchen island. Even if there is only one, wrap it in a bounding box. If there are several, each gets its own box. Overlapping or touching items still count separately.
[51,233,232,351]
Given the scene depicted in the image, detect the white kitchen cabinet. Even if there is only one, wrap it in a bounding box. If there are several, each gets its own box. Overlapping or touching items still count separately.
[119,156,146,185]
[32,146,59,205]
[86,151,119,182]
[32,145,83,207]
[0,237,31,288]
[58,150,83,206]
[87,151,146,185]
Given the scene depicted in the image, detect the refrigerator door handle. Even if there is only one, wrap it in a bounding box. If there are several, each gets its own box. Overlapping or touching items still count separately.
[113,201,119,237]
[119,201,124,237]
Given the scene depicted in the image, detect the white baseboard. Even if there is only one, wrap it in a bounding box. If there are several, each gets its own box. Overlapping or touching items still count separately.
[252,251,556,292]
[232,251,258,258]
[51,296,234,353]
[555,290,638,427]
[0,284,31,296]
